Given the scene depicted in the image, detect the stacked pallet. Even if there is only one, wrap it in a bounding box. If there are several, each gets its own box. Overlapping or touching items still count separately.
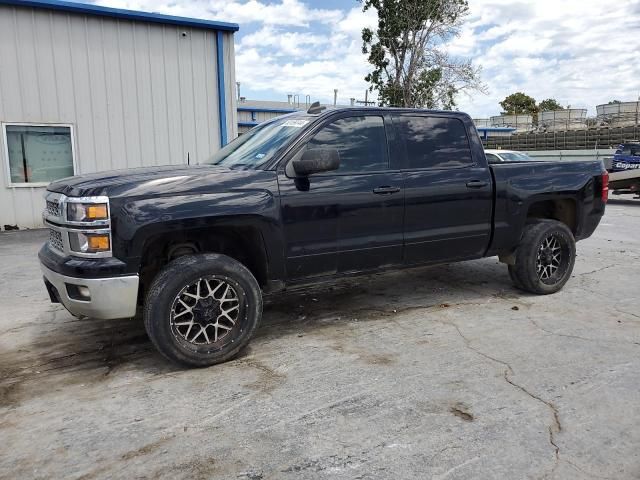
[483,126,640,151]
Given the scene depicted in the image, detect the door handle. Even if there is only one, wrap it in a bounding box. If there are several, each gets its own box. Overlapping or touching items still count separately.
[466,180,489,189]
[373,186,401,195]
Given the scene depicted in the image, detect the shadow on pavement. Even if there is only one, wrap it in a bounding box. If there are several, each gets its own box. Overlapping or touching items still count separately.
[1,259,517,408]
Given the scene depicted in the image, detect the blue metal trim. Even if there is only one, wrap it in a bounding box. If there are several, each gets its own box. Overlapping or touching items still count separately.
[477,127,517,132]
[238,121,260,127]
[216,31,228,147]
[237,106,298,114]
[0,0,239,31]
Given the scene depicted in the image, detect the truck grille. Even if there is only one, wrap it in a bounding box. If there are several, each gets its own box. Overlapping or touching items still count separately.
[49,229,64,252]
[46,200,61,217]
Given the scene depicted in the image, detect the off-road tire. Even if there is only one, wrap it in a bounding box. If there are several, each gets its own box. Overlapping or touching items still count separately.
[508,264,526,290]
[144,254,262,367]
[510,219,576,295]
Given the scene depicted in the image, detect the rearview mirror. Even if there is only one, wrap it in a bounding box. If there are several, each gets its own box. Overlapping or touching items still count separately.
[292,148,340,176]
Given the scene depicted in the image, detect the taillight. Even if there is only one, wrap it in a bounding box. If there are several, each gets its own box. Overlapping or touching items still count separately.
[601,170,609,203]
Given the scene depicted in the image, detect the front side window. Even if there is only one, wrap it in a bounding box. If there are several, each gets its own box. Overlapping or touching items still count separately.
[395,116,473,169]
[4,125,74,185]
[303,115,388,173]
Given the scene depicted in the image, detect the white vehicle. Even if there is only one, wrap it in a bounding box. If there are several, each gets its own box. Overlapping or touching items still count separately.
[484,149,535,163]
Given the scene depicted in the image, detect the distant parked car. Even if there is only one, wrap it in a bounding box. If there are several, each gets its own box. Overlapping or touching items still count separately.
[484,149,535,163]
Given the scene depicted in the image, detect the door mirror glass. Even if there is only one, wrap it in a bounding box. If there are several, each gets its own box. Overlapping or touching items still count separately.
[292,148,340,176]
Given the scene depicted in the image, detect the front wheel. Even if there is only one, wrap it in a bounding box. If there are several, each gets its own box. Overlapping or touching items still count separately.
[509,219,576,295]
[143,254,262,367]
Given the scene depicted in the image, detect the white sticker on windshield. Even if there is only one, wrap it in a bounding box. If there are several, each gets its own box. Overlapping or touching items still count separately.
[281,119,309,128]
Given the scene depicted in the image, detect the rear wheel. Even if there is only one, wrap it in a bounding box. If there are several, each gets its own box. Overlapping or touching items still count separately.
[509,220,576,295]
[508,264,525,290]
[144,254,262,367]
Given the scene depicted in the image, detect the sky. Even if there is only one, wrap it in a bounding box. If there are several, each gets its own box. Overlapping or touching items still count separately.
[93,0,640,118]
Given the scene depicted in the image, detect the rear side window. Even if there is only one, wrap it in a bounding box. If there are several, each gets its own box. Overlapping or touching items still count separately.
[305,115,388,173]
[396,116,473,169]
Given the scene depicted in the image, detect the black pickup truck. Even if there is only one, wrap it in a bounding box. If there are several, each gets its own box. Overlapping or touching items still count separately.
[39,106,608,367]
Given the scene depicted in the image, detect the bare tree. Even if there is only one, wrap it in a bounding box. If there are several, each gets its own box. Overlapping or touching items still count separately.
[362,0,485,109]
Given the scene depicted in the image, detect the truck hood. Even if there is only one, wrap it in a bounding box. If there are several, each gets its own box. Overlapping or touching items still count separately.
[47,164,272,198]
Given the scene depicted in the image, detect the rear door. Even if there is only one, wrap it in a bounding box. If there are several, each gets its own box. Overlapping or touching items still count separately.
[277,113,404,279]
[393,114,493,265]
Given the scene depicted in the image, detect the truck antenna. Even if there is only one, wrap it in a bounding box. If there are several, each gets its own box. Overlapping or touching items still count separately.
[307,101,326,114]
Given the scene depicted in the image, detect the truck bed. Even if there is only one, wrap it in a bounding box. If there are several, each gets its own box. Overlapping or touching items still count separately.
[488,159,606,255]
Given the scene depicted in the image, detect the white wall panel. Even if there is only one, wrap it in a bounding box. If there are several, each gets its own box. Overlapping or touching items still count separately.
[0,5,237,229]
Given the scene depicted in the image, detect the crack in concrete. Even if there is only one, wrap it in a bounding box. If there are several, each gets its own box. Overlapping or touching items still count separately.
[570,284,640,322]
[575,264,620,277]
[434,319,562,478]
[433,455,481,480]
[526,317,622,345]
[613,308,640,321]
[564,457,615,479]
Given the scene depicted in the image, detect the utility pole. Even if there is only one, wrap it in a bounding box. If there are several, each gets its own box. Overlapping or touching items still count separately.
[355,90,376,106]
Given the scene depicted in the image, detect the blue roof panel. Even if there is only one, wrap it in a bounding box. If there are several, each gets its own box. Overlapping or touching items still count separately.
[476,127,517,132]
[0,0,240,32]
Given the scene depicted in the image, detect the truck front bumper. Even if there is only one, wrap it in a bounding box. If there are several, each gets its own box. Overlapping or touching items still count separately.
[41,263,139,319]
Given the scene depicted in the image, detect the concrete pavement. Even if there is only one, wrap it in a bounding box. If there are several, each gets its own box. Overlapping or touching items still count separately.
[1,200,639,479]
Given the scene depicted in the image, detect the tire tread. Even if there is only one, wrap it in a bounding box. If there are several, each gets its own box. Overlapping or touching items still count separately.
[509,219,576,295]
[143,253,262,367]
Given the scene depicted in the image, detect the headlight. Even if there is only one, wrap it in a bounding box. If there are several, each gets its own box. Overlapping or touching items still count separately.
[67,203,109,222]
[69,232,111,253]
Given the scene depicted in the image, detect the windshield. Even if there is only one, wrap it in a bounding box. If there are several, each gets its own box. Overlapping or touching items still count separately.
[499,152,533,162]
[206,116,312,168]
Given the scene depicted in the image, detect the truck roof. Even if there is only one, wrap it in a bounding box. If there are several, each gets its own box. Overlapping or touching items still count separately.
[294,105,472,119]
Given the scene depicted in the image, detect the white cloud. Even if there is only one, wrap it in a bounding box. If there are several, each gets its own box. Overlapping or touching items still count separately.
[96,0,342,26]
[336,6,378,36]
[455,0,640,117]
[95,0,640,116]
[232,4,378,104]
[238,26,329,58]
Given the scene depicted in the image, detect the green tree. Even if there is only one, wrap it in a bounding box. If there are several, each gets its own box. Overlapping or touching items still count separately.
[361,0,485,109]
[499,92,537,115]
[608,100,622,104]
[538,98,564,112]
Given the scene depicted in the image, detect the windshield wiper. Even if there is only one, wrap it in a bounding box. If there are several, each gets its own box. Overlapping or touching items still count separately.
[226,163,254,170]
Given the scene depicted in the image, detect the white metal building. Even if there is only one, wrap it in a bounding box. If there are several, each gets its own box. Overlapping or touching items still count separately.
[596,101,640,127]
[0,0,238,229]
[490,114,534,133]
[472,119,516,139]
[237,99,301,135]
[538,109,587,132]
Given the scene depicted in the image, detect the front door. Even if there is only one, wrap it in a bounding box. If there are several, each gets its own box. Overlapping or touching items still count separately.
[277,113,404,280]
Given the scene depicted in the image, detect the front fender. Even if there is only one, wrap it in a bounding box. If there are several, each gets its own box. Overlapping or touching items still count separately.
[109,190,285,279]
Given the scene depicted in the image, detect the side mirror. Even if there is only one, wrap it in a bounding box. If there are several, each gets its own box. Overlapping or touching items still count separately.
[292,148,340,176]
